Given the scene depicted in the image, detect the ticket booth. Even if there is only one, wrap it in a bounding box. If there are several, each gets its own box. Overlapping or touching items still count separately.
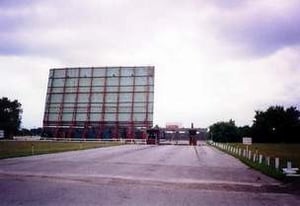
[146,128,160,144]
[189,123,197,146]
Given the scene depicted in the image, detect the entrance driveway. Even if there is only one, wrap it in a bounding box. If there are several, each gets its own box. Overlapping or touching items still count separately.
[0,143,299,205]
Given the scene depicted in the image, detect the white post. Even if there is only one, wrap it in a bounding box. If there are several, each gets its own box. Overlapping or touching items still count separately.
[253,153,256,162]
[287,161,292,169]
[275,157,280,169]
[266,156,270,166]
[259,154,263,164]
[248,151,252,160]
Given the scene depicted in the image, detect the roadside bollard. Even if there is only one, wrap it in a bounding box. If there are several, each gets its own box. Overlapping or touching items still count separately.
[287,161,292,169]
[275,157,280,170]
[266,156,270,166]
[259,154,263,164]
[253,153,256,162]
[31,143,34,155]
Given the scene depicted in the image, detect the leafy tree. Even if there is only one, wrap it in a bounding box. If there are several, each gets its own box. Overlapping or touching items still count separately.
[30,127,43,136]
[252,106,300,143]
[16,128,32,136]
[0,97,22,138]
[209,119,240,142]
[238,125,252,138]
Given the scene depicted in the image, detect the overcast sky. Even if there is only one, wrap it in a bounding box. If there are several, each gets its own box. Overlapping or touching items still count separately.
[1,0,300,129]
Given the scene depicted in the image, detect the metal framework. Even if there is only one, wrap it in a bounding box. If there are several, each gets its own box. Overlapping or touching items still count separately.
[43,66,155,139]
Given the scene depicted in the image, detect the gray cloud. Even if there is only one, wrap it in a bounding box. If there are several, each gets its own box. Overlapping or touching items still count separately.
[211,1,300,57]
[0,0,37,8]
[0,0,164,57]
[1,0,300,128]
[210,0,246,9]
[2,0,300,58]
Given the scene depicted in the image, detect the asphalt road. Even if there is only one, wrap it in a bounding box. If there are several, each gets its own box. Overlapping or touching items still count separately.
[0,142,299,205]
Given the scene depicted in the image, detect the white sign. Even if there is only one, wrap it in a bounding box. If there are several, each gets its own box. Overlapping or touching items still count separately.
[165,122,182,130]
[243,137,252,145]
[0,130,4,138]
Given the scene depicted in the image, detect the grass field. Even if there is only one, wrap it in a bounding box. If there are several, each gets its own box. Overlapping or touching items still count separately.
[211,142,300,180]
[229,143,300,169]
[0,140,122,159]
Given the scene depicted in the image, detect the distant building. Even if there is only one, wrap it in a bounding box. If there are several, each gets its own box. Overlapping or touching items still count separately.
[42,66,154,139]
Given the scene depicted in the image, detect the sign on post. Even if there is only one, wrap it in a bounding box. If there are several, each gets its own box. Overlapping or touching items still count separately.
[242,137,252,145]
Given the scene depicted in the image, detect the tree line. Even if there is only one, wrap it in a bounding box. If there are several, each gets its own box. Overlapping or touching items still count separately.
[0,97,43,138]
[209,106,300,143]
[0,97,22,138]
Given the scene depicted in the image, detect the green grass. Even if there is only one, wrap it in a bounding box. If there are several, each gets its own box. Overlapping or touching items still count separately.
[212,142,300,181]
[0,140,122,159]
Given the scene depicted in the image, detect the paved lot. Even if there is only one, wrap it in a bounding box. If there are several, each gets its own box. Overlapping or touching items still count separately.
[0,142,299,205]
